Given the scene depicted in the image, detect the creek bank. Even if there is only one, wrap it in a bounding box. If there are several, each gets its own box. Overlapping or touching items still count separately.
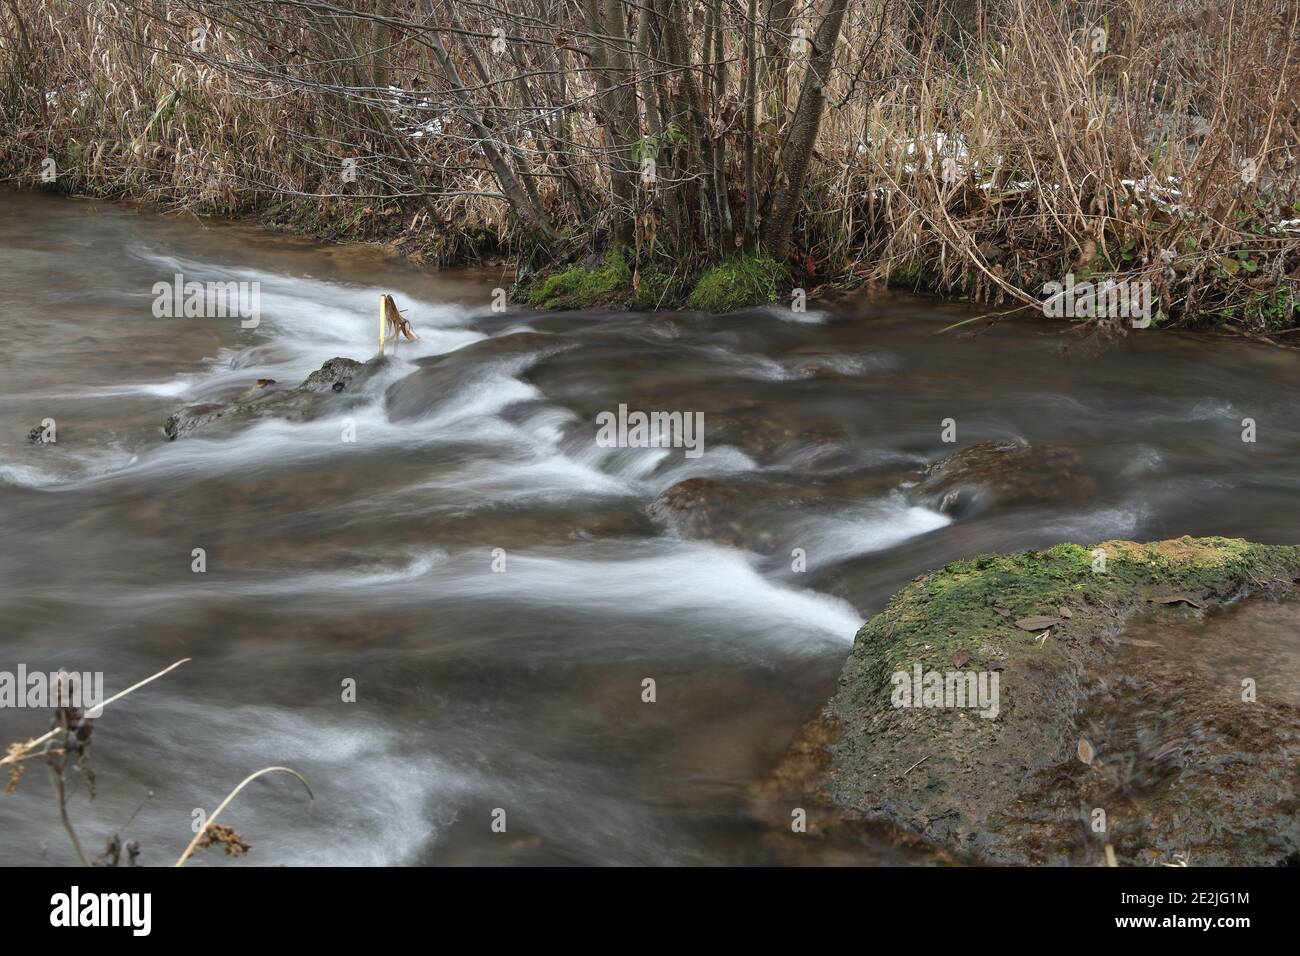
[779,536,1300,865]
[514,248,790,313]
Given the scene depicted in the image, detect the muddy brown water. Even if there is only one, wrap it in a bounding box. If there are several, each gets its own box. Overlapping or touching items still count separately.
[1,191,1298,865]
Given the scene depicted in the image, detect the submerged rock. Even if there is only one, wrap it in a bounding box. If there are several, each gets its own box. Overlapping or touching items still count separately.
[647,466,916,553]
[789,536,1300,865]
[912,439,1097,516]
[163,356,371,440]
[647,477,746,545]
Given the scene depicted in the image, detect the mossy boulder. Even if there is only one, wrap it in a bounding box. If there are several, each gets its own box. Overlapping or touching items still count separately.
[822,537,1300,863]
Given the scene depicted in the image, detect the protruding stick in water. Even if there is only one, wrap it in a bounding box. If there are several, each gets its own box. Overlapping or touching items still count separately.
[378,293,417,356]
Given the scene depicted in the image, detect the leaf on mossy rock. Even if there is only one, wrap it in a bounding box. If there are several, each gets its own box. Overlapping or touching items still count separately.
[1078,736,1096,765]
[1015,615,1060,631]
[952,651,970,668]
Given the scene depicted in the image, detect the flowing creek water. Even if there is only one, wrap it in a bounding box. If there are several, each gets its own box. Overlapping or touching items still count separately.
[1,191,1298,866]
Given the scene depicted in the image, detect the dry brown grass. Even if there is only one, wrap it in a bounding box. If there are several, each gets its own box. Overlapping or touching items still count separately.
[2,0,1297,326]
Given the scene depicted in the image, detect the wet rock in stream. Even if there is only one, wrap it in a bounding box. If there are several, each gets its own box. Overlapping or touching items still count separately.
[646,438,1096,557]
[163,357,369,440]
[647,466,917,554]
[994,599,1300,866]
[770,536,1300,865]
[299,357,364,392]
[911,439,1098,516]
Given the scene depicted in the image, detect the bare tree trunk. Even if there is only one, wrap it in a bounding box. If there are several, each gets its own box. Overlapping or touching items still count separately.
[543,6,597,221]
[759,0,850,261]
[709,0,734,239]
[372,0,392,89]
[441,1,546,214]
[760,0,795,118]
[422,8,557,242]
[743,0,758,244]
[604,0,642,245]
[581,0,640,246]
[661,0,722,248]
[636,3,687,255]
[510,42,594,223]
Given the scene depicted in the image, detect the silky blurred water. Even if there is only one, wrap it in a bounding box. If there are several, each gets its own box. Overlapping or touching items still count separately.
[1,191,1297,866]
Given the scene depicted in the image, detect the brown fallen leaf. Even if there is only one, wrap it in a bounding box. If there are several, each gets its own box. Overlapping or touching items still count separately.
[1015,615,1060,631]
[952,651,970,668]
[1150,594,1204,608]
[1078,736,1096,765]
[992,605,1010,617]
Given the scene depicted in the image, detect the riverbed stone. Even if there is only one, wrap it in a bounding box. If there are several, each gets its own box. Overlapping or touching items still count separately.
[647,478,752,549]
[163,356,372,440]
[647,466,917,552]
[789,536,1300,864]
[298,357,364,393]
[912,439,1097,515]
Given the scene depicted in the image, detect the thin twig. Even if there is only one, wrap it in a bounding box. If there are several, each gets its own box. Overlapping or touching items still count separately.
[1,658,192,769]
[175,767,314,867]
[900,754,930,778]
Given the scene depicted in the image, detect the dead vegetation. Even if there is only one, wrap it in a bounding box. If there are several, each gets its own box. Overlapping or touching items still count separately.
[0,0,1296,324]
[1,659,312,866]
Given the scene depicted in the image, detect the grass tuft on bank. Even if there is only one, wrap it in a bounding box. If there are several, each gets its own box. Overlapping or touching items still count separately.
[520,249,632,310]
[517,249,788,313]
[686,253,788,313]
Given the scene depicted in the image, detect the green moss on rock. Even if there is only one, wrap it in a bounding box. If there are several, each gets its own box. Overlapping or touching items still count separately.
[826,536,1300,862]
[841,536,1295,700]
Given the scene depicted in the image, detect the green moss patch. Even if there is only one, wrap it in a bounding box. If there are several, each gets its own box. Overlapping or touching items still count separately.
[841,536,1298,704]
[686,252,788,313]
[824,536,1300,861]
[520,249,632,310]
[519,249,785,312]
